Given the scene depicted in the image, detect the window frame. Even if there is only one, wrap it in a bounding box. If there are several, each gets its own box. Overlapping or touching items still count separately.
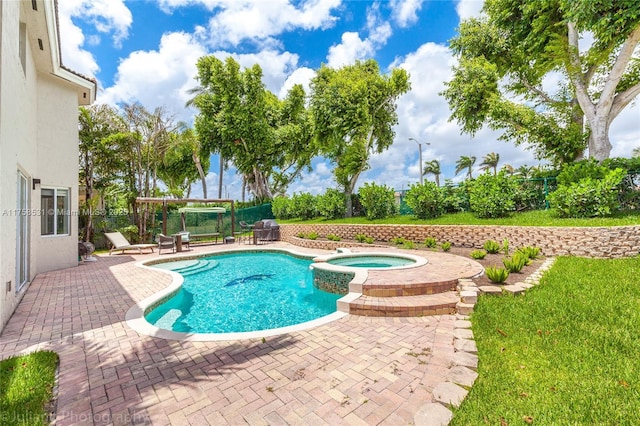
[40,187,71,237]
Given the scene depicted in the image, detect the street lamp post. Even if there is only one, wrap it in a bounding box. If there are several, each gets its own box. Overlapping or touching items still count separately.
[409,138,430,185]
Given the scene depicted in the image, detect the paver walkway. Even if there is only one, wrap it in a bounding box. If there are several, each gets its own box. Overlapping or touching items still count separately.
[0,243,461,425]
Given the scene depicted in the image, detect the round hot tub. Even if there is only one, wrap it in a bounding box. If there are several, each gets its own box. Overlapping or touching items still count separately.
[326,254,416,269]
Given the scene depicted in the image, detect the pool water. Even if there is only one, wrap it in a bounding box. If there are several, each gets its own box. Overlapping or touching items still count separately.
[145,252,341,333]
[327,255,416,268]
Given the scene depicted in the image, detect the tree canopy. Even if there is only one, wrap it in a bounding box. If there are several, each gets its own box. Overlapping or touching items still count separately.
[443,0,640,164]
[310,59,410,216]
[192,56,316,201]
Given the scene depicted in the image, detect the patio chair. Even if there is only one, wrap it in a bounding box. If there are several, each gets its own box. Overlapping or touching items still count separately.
[157,234,176,254]
[104,232,156,255]
[177,231,191,250]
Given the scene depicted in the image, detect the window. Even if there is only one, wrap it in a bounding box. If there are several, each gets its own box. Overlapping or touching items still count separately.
[19,22,27,75]
[41,188,70,236]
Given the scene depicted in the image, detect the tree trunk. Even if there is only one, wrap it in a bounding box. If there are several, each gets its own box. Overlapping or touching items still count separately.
[193,152,207,198]
[218,155,224,199]
[588,116,612,161]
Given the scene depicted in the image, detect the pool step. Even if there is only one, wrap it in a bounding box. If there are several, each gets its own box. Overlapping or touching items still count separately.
[346,292,458,317]
[176,259,219,276]
[361,278,458,297]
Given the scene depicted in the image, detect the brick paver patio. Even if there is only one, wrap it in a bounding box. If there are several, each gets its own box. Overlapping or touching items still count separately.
[0,243,462,425]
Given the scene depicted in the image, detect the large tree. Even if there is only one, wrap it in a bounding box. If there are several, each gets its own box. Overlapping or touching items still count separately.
[310,59,410,216]
[443,0,640,163]
[193,56,315,201]
[78,104,124,242]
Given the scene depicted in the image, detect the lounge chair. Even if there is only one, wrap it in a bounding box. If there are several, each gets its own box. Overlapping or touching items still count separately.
[104,232,156,255]
[157,234,176,254]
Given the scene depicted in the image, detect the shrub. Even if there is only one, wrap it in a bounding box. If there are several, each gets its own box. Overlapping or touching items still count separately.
[402,240,415,249]
[548,168,626,218]
[271,196,292,219]
[391,237,406,246]
[441,180,470,213]
[470,249,487,260]
[404,182,444,219]
[468,170,518,218]
[441,241,452,252]
[306,231,318,240]
[365,237,375,244]
[296,232,306,238]
[355,233,367,243]
[290,192,317,220]
[485,266,509,283]
[502,238,509,255]
[503,254,526,273]
[424,237,437,248]
[358,182,397,220]
[327,233,341,241]
[483,240,501,254]
[316,188,346,219]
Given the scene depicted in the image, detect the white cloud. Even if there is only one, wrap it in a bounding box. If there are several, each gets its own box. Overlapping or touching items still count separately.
[99,32,206,122]
[169,0,342,48]
[278,67,316,99]
[326,3,393,68]
[390,0,425,27]
[455,0,484,21]
[59,0,132,48]
[227,50,300,95]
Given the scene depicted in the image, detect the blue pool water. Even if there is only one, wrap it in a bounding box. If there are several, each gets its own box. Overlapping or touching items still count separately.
[327,255,415,268]
[145,252,341,333]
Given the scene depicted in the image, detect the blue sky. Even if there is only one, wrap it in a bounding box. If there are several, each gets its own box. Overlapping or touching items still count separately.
[59,0,640,200]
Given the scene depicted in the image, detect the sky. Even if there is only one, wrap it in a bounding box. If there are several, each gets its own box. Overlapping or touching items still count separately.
[59,0,640,200]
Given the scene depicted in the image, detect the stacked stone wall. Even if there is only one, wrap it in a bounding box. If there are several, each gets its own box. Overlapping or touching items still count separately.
[282,224,640,258]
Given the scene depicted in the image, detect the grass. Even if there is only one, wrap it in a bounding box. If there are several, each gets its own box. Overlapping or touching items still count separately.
[451,256,640,425]
[0,351,59,425]
[280,209,640,227]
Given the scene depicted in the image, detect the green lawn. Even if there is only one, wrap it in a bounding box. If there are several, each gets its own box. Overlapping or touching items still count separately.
[280,209,640,227]
[451,256,640,425]
[0,351,58,425]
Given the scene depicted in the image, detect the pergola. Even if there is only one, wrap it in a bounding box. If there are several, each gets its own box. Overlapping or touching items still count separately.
[136,197,236,236]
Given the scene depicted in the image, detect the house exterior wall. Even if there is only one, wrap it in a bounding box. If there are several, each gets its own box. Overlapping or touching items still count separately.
[0,0,93,332]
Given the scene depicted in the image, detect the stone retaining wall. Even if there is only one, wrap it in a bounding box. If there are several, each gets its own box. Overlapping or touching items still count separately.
[281,224,640,258]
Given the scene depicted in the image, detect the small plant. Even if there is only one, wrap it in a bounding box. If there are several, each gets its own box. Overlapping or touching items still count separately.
[441,241,452,252]
[485,265,510,283]
[424,237,437,248]
[503,253,526,273]
[516,246,542,264]
[306,231,318,240]
[355,233,367,243]
[470,249,487,260]
[483,239,501,254]
[403,240,415,249]
[391,237,406,246]
[365,236,375,244]
[326,233,342,241]
[502,238,509,255]
[296,232,306,239]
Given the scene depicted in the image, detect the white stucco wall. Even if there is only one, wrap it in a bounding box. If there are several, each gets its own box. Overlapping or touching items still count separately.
[34,73,80,274]
[0,1,88,332]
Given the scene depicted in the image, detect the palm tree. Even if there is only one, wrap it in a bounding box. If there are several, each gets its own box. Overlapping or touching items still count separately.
[480,152,500,175]
[455,155,476,179]
[633,147,640,157]
[515,165,534,179]
[423,159,442,186]
[501,163,515,175]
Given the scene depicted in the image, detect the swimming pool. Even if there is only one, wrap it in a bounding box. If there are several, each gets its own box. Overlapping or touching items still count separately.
[145,252,341,334]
